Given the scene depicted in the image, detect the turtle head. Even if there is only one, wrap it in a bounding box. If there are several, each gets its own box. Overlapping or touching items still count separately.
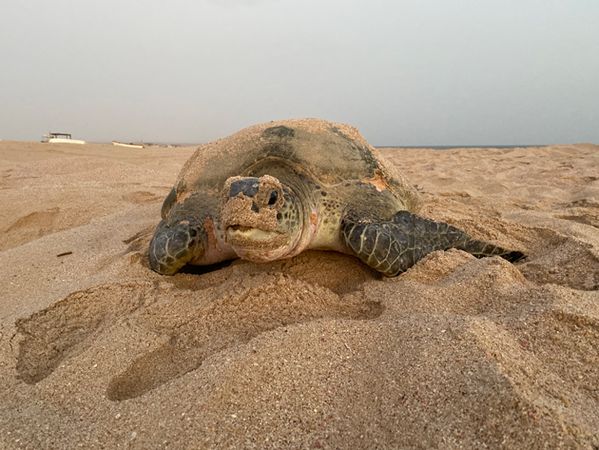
[221,174,304,262]
[148,188,206,275]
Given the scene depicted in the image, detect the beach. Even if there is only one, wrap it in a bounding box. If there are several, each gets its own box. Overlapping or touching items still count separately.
[0,140,597,448]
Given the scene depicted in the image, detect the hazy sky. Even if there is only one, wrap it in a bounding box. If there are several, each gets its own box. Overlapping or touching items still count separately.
[1,0,598,145]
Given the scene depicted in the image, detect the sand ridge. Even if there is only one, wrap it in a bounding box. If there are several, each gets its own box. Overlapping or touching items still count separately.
[0,140,598,448]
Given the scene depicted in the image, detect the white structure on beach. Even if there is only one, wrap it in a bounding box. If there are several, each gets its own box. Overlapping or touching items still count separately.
[42,132,86,144]
[112,141,144,149]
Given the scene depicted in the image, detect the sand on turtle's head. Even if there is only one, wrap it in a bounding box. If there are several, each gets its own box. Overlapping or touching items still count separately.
[221,174,308,262]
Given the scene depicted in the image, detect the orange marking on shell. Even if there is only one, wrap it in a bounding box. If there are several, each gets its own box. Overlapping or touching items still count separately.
[364,170,388,192]
[310,211,318,226]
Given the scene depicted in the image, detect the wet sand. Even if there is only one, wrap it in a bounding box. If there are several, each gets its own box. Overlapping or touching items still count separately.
[0,140,597,448]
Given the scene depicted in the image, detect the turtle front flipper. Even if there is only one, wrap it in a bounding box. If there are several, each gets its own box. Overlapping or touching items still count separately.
[149,219,206,275]
[341,210,525,277]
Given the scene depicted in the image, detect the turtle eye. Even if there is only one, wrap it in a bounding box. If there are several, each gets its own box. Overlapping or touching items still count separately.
[268,190,278,206]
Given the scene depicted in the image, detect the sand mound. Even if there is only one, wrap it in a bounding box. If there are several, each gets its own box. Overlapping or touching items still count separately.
[0,141,598,448]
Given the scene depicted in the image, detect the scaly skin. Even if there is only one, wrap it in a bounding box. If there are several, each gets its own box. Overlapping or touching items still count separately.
[342,211,525,277]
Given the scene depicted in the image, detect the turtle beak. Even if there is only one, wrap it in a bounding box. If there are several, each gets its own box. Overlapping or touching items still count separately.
[149,219,201,275]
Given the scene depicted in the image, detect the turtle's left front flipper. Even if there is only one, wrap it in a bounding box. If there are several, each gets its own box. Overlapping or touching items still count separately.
[341,210,525,277]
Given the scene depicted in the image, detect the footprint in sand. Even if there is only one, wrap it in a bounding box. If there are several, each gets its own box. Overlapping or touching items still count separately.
[122,191,162,204]
[1,207,62,250]
[15,253,383,401]
[5,207,61,234]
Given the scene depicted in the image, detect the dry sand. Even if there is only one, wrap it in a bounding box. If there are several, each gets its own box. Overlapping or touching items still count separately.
[0,140,597,449]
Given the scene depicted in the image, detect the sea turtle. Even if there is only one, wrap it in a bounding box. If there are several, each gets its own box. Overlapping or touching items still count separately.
[149,119,524,276]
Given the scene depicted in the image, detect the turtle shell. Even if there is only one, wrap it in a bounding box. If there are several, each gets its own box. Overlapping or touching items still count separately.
[174,118,417,210]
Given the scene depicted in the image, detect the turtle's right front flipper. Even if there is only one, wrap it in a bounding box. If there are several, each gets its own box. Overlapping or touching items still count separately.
[341,210,525,277]
[149,219,206,275]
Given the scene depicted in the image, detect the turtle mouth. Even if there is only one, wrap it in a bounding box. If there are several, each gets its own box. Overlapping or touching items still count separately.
[226,225,281,243]
[225,224,290,262]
